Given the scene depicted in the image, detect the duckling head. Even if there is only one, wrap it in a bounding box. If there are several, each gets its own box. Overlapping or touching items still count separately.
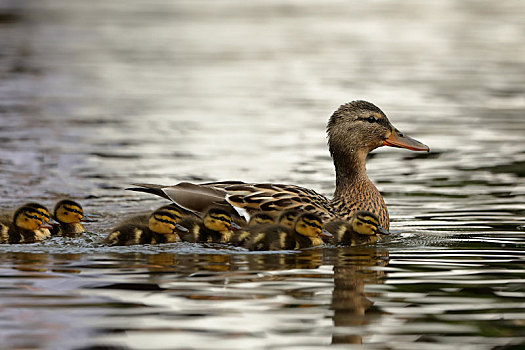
[350,211,390,236]
[327,101,429,173]
[277,209,300,229]
[154,204,187,221]
[294,212,324,238]
[23,202,51,224]
[54,200,83,224]
[148,209,179,235]
[248,212,275,227]
[203,207,233,232]
[14,206,50,231]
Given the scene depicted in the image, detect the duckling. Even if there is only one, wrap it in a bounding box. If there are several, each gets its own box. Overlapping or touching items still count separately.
[243,212,328,251]
[106,208,181,246]
[176,207,236,244]
[325,211,390,246]
[230,212,275,246]
[50,200,85,236]
[22,202,52,237]
[0,204,52,244]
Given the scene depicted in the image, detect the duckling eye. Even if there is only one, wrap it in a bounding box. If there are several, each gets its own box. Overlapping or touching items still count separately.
[366,116,376,123]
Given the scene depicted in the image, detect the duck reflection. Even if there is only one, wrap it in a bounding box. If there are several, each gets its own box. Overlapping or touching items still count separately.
[144,249,324,275]
[0,252,83,274]
[325,246,389,345]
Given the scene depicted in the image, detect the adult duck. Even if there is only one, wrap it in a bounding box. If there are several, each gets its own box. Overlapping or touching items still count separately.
[129,101,429,230]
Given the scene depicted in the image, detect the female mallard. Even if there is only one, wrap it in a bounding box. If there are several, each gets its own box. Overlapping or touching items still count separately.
[325,210,390,246]
[106,207,181,246]
[129,101,429,230]
[51,200,85,236]
[242,212,328,251]
[0,204,52,244]
[176,207,237,244]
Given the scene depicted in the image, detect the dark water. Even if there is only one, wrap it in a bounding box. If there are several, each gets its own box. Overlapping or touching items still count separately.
[1,1,525,349]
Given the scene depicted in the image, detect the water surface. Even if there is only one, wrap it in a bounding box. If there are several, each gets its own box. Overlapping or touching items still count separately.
[1,1,524,349]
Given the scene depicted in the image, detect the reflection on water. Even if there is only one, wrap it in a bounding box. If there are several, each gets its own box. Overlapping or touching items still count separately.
[1,0,525,349]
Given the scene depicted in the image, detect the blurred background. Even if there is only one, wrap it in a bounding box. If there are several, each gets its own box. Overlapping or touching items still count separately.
[0,1,524,349]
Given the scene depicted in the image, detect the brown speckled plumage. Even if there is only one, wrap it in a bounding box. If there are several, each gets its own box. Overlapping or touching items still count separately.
[129,101,429,231]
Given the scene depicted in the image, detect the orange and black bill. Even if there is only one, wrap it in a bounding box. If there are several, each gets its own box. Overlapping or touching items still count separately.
[383,128,429,152]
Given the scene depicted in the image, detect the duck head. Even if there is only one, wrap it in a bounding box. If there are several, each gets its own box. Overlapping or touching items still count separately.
[327,101,429,173]
[14,205,51,231]
[294,212,325,238]
[349,210,390,236]
[148,209,180,235]
[157,204,188,222]
[54,200,84,224]
[23,202,51,224]
[203,207,234,232]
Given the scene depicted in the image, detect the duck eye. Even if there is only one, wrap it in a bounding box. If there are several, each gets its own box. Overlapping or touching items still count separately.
[367,116,376,123]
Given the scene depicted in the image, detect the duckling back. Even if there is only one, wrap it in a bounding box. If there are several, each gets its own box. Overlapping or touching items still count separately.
[106,207,181,246]
[106,223,150,246]
[242,224,296,251]
[106,223,176,246]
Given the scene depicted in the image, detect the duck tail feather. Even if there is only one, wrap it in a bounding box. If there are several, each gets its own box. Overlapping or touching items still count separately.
[126,183,171,200]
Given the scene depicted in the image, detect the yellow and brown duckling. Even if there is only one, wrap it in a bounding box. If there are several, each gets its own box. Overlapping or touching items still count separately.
[325,211,390,246]
[0,204,52,244]
[50,200,85,236]
[106,207,181,246]
[129,101,429,232]
[176,207,238,244]
[230,212,275,246]
[242,212,329,251]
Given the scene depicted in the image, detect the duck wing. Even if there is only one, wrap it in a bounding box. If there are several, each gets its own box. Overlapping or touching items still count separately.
[128,181,337,221]
[128,182,228,214]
